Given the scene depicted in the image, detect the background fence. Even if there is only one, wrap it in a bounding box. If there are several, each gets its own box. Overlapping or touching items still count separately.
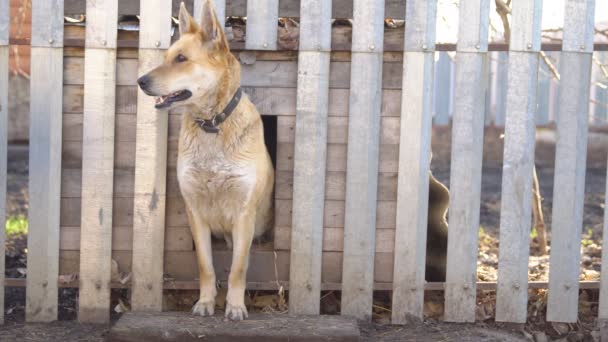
[0,0,607,327]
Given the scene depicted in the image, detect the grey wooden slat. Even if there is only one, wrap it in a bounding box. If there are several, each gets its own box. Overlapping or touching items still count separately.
[547,52,593,323]
[78,0,118,324]
[546,0,595,323]
[131,0,173,312]
[288,0,332,315]
[484,53,492,126]
[31,0,64,47]
[433,52,452,125]
[0,0,8,322]
[0,0,8,46]
[26,0,64,323]
[562,1,595,53]
[456,0,490,53]
[495,1,543,324]
[443,0,490,323]
[85,0,118,49]
[444,52,487,323]
[536,57,551,125]
[340,0,384,321]
[592,52,608,124]
[493,52,508,126]
[391,0,437,324]
[600,155,608,321]
[391,51,435,324]
[245,0,279,50]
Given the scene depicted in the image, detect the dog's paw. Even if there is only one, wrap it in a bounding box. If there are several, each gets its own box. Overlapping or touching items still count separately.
[192,299,215,316]
[225,302,248,321]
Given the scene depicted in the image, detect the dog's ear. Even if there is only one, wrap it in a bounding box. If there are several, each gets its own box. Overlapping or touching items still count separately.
[178,2,198,36]
[198,0,226,47]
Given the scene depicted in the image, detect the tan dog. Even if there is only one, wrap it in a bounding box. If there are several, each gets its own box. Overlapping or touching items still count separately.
[137,1,274,320]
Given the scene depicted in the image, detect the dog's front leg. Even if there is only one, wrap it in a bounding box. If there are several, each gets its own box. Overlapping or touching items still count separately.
[186,206,217,316]
[225,210,255,320]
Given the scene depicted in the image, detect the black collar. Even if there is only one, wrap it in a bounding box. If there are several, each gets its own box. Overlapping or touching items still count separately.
[194,87,242,133]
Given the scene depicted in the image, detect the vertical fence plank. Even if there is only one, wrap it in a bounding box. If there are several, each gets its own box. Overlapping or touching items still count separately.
[194,0,225,29]
[131,0,172,312]
[0,0,8,325]
[245,0,279,50]
[495,0,543,324]
[78,0,118,323]
[288,0,332,315]
[547,0,595,323]
[443,0,490,323]
[493,52,508,126]
[536,58,551,125]
[391,0,436,324]
[433,52,451,125]
[26,0,64,323]
[340,0,384,321]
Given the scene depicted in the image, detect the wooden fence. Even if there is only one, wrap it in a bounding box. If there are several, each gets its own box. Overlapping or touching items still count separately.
[0,0,606,326]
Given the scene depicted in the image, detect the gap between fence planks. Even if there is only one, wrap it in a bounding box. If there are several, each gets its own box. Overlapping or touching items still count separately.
[0,0,8,325]
[25,0,64,323]
[130,0,172,312]
[288,0,332,315]
[391,0,437,325]
[77,0,118,324]
[443,0,490,323]
[547,0,596,324]
[340,0,384,321]
[494,0,543,324]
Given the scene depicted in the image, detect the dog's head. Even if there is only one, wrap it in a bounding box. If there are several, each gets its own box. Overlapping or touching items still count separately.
[137,1,235,110]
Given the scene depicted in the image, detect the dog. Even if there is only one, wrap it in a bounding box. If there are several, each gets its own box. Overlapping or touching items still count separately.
[137,1,274,320]
[426,171,449,282]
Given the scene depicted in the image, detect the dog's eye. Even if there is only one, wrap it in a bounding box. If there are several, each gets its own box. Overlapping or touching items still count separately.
[175,54,187,63]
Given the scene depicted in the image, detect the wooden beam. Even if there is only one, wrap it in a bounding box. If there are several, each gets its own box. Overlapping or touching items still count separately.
[340,0,384,321]
[78,0,118,324]
[0,0,8,325]
[495,0,543,324]
[443,0,490,324]
[130,0,172,312]
[26,0,64,323]
[288,0,332,315]
[391,0,436,325]
[547,0,595,324]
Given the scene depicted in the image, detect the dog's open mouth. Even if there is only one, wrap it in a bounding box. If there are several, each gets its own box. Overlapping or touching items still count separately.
[154,90,192,109]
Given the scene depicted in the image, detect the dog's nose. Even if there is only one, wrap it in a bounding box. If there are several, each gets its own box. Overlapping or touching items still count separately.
[137,75,151,89]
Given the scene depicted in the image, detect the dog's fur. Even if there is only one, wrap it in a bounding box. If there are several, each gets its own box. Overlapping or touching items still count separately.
[137,0,450,319]
[137,1,274,320]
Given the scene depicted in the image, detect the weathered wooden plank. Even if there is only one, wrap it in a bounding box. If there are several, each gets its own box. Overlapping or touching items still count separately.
[547,52,593,323]
[562,0,595,53]
[443,52,488,323]
[495,52,541,323]
[26,0,64,323]
[131,0,172,311]
[433,52,452,125]
[288,0,332,315]
[391,0,436,324]
[245,0,278,50]
[341,0,384,320]
[536,54,551,125]
[494,0,542,324]
[442,0,490,323]
[31,0,63,48]
[0,3,8,321]
[546,0,595,324]
[78,0,118,324]
[601,158,608,328]
[456,0,490,53]
[493,52,508,126]
[392,50,435,323]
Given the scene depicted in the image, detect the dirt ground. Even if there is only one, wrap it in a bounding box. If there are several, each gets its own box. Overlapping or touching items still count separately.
[2,126,607,341]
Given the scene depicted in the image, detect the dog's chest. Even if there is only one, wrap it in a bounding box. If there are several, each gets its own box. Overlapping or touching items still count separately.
[177,150,256,201]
